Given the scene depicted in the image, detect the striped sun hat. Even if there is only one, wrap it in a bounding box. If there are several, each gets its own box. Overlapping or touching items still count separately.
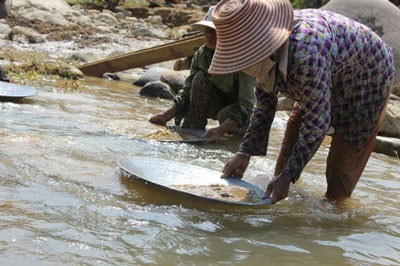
[208,0,294,75]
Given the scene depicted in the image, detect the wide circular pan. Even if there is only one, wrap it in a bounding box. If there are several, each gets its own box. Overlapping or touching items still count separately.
[117,156,272,208]
[0,82,38,99]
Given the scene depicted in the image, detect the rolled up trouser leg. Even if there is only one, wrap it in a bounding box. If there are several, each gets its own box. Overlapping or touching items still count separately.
[325,80,393,200]
[325,124,379,200]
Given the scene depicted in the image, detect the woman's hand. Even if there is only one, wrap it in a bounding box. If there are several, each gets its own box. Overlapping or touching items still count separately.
[149,113,169,126]
[149,113,168,126]
[204,118,238,142]
[263,174,291,203]
[149,105,177,126]
[203,127,223,142]
[221,153,250,179]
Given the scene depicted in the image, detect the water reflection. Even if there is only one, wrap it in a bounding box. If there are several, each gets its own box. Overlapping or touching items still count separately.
[0,77,399,265]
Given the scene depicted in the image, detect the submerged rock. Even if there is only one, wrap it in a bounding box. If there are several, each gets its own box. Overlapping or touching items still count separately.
[160,69,188,94]
[133,67,169,86]
[374,136,400,158]
[381,99,400,139]
[139,81,175,99]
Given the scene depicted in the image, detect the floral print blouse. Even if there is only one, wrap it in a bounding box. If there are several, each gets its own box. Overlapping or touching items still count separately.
[238,9,395,182]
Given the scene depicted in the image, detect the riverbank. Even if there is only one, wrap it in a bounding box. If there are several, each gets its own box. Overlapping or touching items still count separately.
[0,0,203,91]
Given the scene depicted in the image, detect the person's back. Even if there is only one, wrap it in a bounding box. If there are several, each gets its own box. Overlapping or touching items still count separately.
[280,9,395,149]
[291,10,393,79]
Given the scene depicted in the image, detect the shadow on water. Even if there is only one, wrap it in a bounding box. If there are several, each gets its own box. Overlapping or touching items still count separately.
[0,96,35,103]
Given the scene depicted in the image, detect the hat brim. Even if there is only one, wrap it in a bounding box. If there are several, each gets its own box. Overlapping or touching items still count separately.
[193,20,216,30]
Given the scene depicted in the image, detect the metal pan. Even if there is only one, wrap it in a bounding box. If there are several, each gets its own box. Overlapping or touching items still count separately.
[0,82,38,99]
[158,138,208,144]
[117,156,272,207]
[166,126,206,137]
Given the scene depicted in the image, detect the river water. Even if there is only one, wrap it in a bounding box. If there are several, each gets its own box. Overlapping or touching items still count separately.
[1,74,399,265]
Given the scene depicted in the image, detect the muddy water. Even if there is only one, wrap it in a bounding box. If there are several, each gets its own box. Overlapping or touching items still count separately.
[1,77,399,265]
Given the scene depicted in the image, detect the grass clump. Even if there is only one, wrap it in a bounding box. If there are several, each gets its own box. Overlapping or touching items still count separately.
[1,51,86,92]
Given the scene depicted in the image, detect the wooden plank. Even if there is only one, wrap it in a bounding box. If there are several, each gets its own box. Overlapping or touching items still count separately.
[78,35,205,77]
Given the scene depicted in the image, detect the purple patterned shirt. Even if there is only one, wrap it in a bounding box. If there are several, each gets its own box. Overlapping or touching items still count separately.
[239,9,395,183]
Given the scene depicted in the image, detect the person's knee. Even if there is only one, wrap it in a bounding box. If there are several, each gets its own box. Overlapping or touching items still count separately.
[216,110,229,124]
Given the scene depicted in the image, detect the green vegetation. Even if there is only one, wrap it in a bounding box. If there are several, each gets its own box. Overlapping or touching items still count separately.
[66,0,145,11]
[93,0,121,11]
[2,52,86,92]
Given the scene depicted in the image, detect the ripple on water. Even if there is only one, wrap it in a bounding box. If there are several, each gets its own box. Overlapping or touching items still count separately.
[0,77,399,265]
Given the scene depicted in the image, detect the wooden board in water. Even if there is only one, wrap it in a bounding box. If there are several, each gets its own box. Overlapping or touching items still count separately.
[78,35,205,77]
[117,156,272,207]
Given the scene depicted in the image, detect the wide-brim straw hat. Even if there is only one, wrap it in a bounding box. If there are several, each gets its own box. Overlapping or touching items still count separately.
[193,6,216,30]
[208,0,294,74]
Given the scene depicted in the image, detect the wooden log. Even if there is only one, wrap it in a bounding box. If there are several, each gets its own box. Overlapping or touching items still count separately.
[78,35,205,77]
